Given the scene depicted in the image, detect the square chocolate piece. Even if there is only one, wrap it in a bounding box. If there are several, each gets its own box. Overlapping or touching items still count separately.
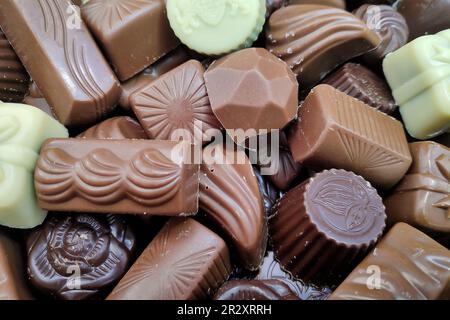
[82,0,179,81]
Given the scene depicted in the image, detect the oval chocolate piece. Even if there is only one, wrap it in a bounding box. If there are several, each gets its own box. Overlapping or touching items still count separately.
[214,279,299,300]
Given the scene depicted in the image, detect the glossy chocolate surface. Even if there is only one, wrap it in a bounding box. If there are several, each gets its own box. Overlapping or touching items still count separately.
[78,116,147,140]
[214,279,299,300]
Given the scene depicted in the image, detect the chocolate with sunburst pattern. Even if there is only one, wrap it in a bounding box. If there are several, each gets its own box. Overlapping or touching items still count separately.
[131,60,221,145]
[27,213,136,300]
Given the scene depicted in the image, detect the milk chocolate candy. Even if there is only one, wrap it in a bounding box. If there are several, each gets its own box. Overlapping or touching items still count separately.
[256,251,331,300]
[27,213,136,300]
[266,5,381,88]
[288,85,412,189]
[383,30,450,140]
[0,28,29,103]
[270,169,386,282]
[0,0,121,127]
[214,280,299,300]
[82,0,179,81]
[78,116,147,140]
[288,0,345,9]
[34,139,199,215]
[0,103,68,229]
[108,218,231,300]
[322,63,396,115]
[353,4,409,64]
[397,0,450,41]
[200,143,267,270]
[0,231,32,300]
[384,142,450,234]
[119,47,190,110]
[330,223,450,300]
[131,60,220,145]
[205,48,298,143]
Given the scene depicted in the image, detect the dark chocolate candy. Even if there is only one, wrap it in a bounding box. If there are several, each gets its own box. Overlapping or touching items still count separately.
[119,47,190,110]
[0,0,121,127]
[108,218,231,300]
[78,116,147,140]
[353,4,409,63]
[27,213,136,300]
[200,144,267,270]
[397,0,450,41]
[346,0,396,11]
[81,0,179,81]
[384,142,450,234]
[254,167,282,217]
[266,5,381,88]
[270,169,386,283]
[330,223,450,300]
[266,0,288,17]
[322,63,397,114]
[214,279,299,300]
[0,28,29,103]
[35,139,199,215]
[131,60,220,145]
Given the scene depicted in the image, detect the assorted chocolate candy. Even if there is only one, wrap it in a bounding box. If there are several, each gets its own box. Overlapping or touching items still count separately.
[0,0,449,301]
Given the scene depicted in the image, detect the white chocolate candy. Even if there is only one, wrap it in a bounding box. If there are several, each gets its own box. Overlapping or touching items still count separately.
[0,103,68,228]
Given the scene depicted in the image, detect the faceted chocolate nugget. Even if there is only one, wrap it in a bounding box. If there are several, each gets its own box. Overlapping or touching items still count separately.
[82,0,179,81]
[266,5,381,88]
[288,85,412,189]
[330,223,450,300]
[0,28,29,103]
[0,0,121,127]
[78,116,147,140]
[131,60,221,145]
[108,218,232,300]
[34,139,199,216]
[0,231,32,300]
[214,280,299,300]
[200,143,267,270]
[27,213,136,300]
[385,142,450,234]
[270,169,386,282]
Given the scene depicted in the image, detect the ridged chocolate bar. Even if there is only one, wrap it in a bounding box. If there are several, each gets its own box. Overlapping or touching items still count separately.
[108,218,231,300]
[330,223,450,300]
[0,0,121,127]
[270,169,386,283]
[266,5,381,88]
[0,29,29,103]
[34,139,199,215]
[288,85,412,189]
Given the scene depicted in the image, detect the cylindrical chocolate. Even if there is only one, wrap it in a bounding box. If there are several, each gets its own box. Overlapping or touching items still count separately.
[270,169,386,283]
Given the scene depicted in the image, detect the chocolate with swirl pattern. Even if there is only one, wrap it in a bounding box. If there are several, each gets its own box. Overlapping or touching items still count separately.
[34,139,199,215]
[266,5,381,88]
[214,279,299,300]
[27,213,136,300]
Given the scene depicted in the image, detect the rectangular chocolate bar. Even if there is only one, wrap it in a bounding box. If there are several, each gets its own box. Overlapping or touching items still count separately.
[34,139,199,215]
[288,84,412,189]
[0,0,121,127]
[330,223,450,300]
[107,218,231,300]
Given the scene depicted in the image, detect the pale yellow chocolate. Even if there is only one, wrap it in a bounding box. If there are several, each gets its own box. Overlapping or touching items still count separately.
[383,29,450,140]
[0,103,68,228]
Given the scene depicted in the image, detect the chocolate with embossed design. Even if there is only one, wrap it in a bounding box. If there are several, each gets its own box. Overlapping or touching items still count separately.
[78,116,147,140]
[131,60,220,145]
[322,63,396,114]
[82,0,179,81]
[108,218,231,300]
[288,85,412,189]
[214,279,299,300]
[0,231,32,300]
[27,213,136,300]
[34,139,199,215]
[330,223,450,300]
[266,5,381,88]
[0,28,29,103]
[384,142,450,234]
[119,47,190,110]
[270,169,386,282]
[200,143,267,270]
[0,0,121,127]
[353,4,408,64]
